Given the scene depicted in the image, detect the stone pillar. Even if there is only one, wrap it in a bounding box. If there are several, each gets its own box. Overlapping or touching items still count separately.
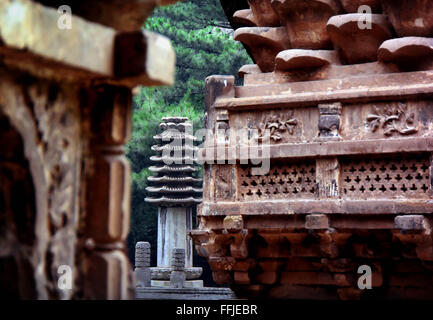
[135,242,151,288]
[170,248,186,288]
[84,86,133,300]
[158,207,193,268]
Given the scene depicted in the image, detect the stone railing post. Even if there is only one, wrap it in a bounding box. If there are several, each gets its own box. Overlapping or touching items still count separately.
[134,242,151,288]
[170,248,186,288]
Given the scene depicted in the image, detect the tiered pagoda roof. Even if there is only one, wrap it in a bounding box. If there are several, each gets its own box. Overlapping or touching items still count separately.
[145,117,202,207]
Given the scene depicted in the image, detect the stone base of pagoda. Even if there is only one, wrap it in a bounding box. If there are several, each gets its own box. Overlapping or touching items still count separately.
[136,286,236,300]
[150,266,203,280]
[150,265,204,289]
[151,280,204,289]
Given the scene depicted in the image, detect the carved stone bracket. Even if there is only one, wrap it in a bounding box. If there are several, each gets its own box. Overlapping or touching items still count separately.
[230,230,251,260]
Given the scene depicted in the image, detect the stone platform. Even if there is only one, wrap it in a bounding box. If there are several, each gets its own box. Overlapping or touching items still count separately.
[135,244,237,300]
[151,280,204,288]
[136,287,237,300]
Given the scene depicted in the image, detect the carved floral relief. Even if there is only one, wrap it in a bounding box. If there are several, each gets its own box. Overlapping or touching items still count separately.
[366,103,418,136]
[256,113,298,142]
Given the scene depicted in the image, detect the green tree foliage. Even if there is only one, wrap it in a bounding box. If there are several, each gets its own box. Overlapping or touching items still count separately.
[141,0,251,108]
[126,0,252,270]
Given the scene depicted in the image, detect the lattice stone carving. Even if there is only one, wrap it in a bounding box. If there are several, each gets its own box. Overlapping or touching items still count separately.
[341,154,430,199]
[238,159,316,200]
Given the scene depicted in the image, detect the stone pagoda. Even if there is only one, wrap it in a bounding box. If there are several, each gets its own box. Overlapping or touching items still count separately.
[146,117,203,287]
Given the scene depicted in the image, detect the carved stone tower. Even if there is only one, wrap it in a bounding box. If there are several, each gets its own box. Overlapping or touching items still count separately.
[146,117,203,286]
[191,0,433,300]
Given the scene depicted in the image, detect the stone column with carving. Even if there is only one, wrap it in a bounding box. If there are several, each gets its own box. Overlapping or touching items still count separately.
[146,117,203,287]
